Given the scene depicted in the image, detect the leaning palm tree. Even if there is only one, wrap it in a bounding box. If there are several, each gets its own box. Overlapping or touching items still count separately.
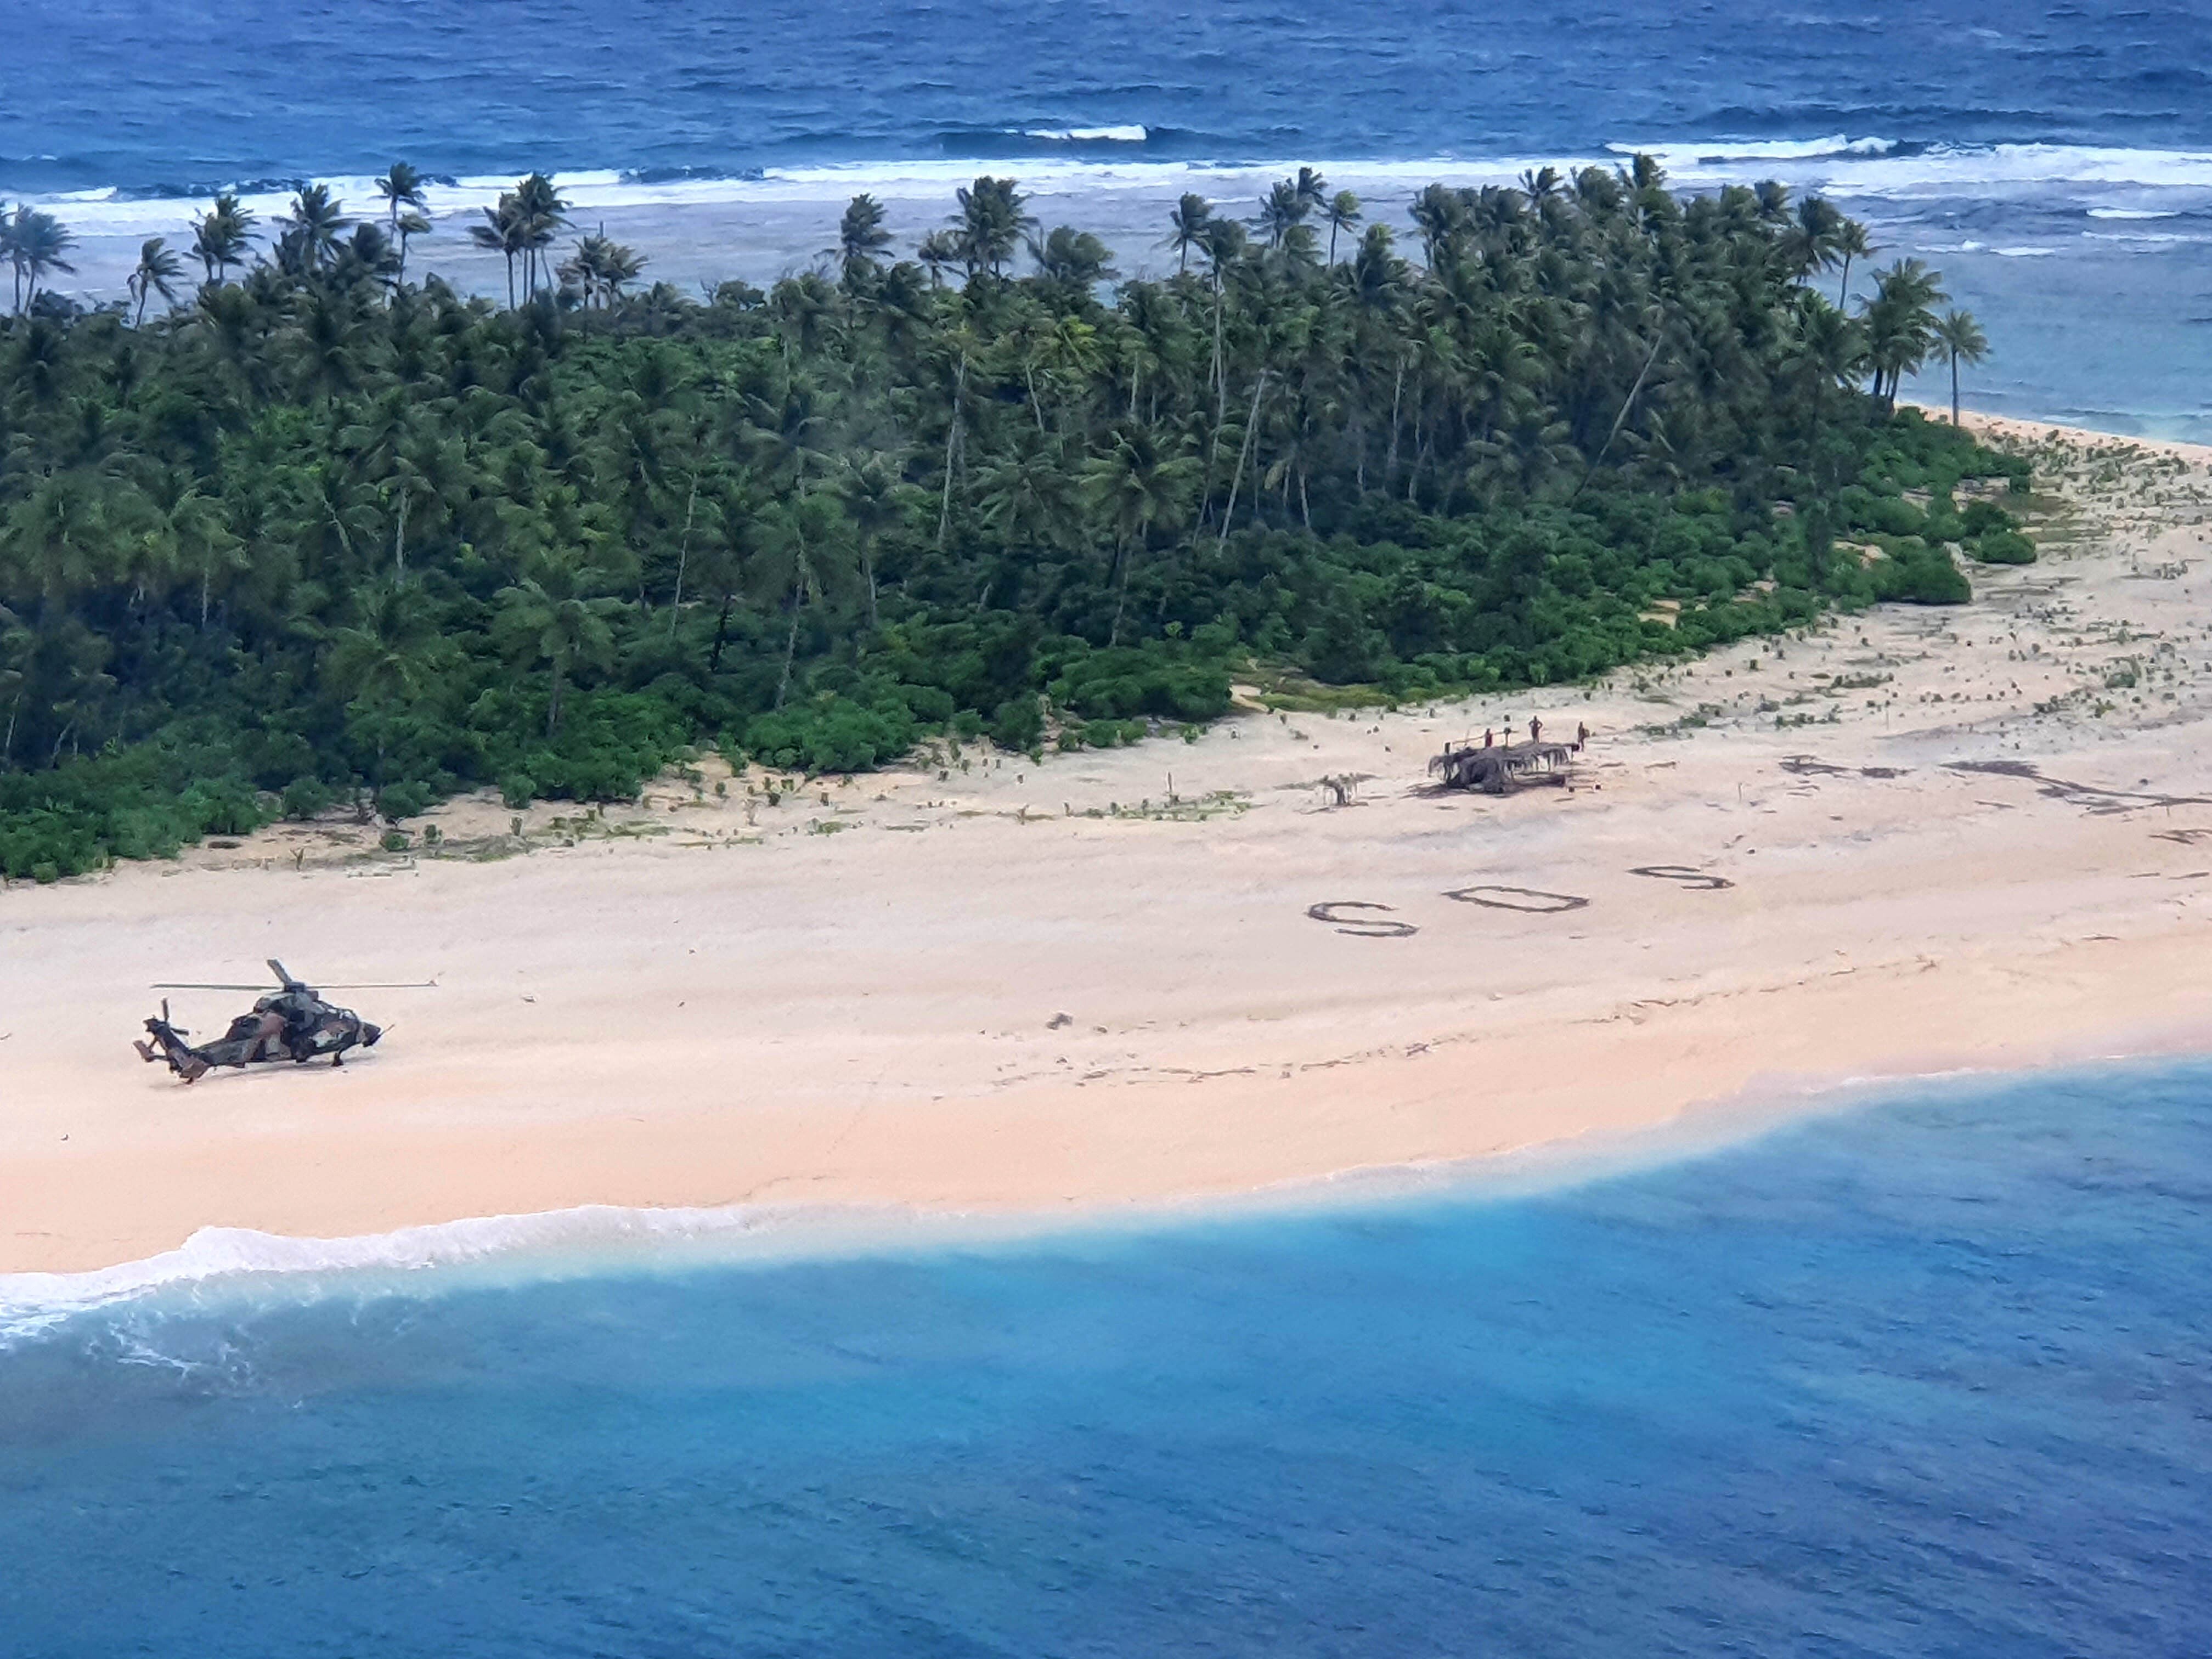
[1832,218,1873,307]
[1933,308,1989,426]
[393,209,431,281]
[3,205,76,313]
[126,238,186,324]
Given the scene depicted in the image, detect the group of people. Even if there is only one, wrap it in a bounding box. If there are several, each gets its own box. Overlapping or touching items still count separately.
[1478,718,1589,750]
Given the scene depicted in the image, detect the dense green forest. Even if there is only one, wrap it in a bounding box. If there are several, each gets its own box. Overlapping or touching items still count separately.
[0,159,2027,880]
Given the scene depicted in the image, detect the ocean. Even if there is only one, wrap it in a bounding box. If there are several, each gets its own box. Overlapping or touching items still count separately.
[9,0,2212,436]
[9,8,2212,1650]
[2,1063,2209,1655]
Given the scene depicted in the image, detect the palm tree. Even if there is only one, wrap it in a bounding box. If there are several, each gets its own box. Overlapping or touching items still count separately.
[1832,219,1873,307]
[952,176,1032,277]
[191,194,256,283]
[1256,178,1306,247]
[326,579,448,795]
[127,238,186,324]
[1863,258,1946,405]
[470,194,528,308]
[279,184,354,274]
[557,229,646,308]
[1322,190,1362,264]
[493,546,623,735]
[393,209,431,281]
[1163,193,1214,275]
[512,172,571,296]
[1293,167,1330,218]
[916,228,962,287]
[1933,308,1989,426]
[1081,424,1199,644]
[1028,225,1115,292]
[750,492,855,707]
[375,163,427,236]
[837,193,894,279]
[2,205,76,313]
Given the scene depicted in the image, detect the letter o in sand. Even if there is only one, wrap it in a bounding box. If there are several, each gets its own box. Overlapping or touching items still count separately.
[1629,865,1734,890]
[1442,884,1589,914]
[1306,901,1419,938]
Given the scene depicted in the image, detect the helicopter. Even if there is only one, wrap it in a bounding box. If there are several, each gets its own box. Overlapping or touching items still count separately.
[134,959,426,1084]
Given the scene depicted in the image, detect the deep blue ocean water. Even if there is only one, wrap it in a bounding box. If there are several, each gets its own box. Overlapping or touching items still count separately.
[3,1065,2208,1656]
[12,0,2212,433]
[9,0,2212,192]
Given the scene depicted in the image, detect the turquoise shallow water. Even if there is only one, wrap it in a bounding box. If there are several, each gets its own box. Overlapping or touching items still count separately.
[2,1064,2208,1656]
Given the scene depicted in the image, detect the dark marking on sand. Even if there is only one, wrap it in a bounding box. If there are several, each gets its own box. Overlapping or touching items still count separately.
[1948,759,2212,812]
[1781,755,1849,776]
[2152,828,2212,844]
[1306,901,1419,938]
[1629,865,1735,890]
[1443,885,1590,914]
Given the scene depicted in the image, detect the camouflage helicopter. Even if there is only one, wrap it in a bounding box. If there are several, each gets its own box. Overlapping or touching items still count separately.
[136,960,425,1083]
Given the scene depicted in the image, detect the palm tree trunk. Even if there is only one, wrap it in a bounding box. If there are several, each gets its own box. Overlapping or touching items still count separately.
[709,591,733,673]
[668,476,698,640]
[1218,371,1268,546]
[938,356,967,549]
[1950,352,1961,425]
[393,484,409,579]
[548,661,564,735]
[775,600,802,708]
[1837,253,1852,309]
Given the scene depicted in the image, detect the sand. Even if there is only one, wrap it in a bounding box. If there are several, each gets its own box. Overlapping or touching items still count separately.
[7,413,2212,1274]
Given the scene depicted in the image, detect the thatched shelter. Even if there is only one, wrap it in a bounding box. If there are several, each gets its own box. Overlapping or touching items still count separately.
[1429,738,1577,795]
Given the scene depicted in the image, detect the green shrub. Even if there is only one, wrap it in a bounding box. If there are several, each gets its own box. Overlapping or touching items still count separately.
[379,780,434,821]
[1880,548,1972,605]
[31,861,59,884]
[1970,529,2036,565]
[742,695,917,772]
[282,777,335,820]
[990,695,1044,752]
[500,774,538,809]
[380,828,411,852]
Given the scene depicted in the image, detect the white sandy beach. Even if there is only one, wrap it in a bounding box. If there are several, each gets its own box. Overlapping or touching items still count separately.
[5,414,2211,1274]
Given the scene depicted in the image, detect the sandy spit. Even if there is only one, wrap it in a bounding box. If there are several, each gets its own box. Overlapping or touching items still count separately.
[6,413,2212,1274]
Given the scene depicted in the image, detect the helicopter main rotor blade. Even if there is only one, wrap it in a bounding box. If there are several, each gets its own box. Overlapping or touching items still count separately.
[151,980,437,991]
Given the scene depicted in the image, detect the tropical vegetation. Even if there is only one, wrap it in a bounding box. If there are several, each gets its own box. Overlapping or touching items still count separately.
[0,157,2023,881]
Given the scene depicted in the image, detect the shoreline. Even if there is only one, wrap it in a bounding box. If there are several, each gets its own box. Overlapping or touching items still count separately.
[8,412,2212,1275]
[6,1043,2200,1339]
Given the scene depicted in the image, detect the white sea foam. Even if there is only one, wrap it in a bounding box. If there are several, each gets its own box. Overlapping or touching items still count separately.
[1607,133,1900,163]
[1023,125,1149,143]
[0,1204,783,1345]
[28,139,2212,238]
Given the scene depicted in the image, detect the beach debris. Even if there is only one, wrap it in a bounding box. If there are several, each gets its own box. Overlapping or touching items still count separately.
[1048,1012,1073,1029]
